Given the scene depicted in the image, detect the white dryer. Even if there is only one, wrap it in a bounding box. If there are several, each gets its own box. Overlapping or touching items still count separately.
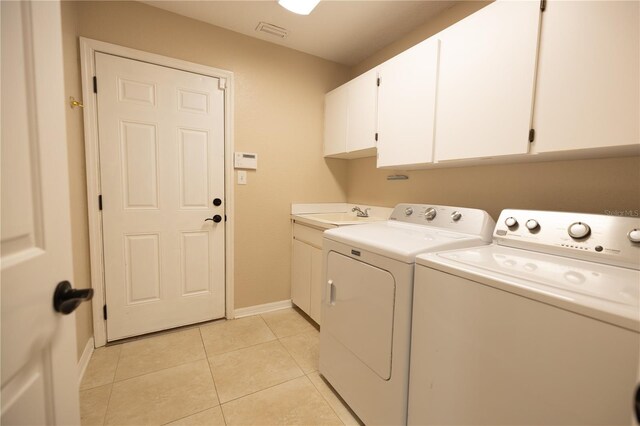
[409,209,640,425]
[319,204,495,425]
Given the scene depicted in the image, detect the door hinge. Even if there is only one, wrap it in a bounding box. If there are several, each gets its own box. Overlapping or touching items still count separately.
[377,77,381,87]
[93,76,98,93]
[218,78,227,90]
[225,214,227,222]
[528,129,536,142]
[103,304,108,320]
[540,0,546,11]
[98,194,103,210]
[375,133,379,141]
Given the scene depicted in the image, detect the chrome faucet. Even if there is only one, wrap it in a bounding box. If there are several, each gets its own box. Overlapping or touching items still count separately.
[352,206,371,218]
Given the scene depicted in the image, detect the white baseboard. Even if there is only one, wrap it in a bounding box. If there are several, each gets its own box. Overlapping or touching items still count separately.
[234,299,292,318]
[77,337,94,385]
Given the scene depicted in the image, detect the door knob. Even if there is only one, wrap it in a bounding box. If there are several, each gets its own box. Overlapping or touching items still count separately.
[53,281,94,315]
[205,215,222,223]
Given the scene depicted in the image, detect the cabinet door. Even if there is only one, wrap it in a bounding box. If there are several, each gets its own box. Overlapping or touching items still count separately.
[434,1,541,162]
[291,239,311,314]
[532,0,639,153]
[347,69,378,155]
[377,38,439,168]
[309,246,323,324]
[323,85,348,157]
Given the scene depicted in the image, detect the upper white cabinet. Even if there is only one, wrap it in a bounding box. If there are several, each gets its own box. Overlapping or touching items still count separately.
[324,69,377,158]
[532,0,640,155]
[323,84,348,157]
[377,38,440,169]
[434,1,542,162]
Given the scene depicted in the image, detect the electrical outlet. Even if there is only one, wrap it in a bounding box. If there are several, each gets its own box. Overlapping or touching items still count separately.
[237,170,247,185]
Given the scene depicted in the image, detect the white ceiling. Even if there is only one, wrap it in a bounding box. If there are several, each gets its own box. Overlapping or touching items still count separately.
[140,1,457,66]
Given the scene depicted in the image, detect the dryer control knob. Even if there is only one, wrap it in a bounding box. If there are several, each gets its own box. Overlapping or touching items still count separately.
[424,207,437,221]
[405,207,413,216]
[505,217,518,228]
[628,229,640,243]
[568,222,591,239]
[451,211,462,222]
[525,219,540,231]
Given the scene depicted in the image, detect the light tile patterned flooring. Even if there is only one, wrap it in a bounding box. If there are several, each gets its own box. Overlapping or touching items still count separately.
[80,308,361,425]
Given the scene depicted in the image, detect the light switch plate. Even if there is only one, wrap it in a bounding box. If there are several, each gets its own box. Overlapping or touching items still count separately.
[237,170,247,185]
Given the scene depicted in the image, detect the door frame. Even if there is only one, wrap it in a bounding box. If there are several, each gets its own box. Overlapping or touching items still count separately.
[79,38,235,347]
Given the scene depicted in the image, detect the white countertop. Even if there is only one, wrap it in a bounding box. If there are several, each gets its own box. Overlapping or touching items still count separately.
[291,203,392,229]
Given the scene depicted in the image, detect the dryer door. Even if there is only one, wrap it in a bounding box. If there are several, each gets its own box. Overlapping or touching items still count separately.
[324,251,395,380]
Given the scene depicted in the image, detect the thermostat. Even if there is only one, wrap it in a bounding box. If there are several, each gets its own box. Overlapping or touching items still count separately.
[234,152,258,170]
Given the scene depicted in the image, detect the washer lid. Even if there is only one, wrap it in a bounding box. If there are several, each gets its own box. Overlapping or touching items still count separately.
[416,245,640,332]
[324,220,486,263]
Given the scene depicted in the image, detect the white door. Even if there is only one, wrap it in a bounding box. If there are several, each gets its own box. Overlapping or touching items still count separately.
[96,53,226,341]
[1,1,81,424]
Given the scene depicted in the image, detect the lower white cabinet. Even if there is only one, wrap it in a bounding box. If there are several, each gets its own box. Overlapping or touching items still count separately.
[291,223,324,324]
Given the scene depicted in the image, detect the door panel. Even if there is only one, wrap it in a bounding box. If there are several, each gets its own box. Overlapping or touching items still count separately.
[434,0,541,161]
[291,239,312,313]
[324,251,395,380]
[377,38,439,168]
[309,246,323,324]
[96,53,226,340]
[1,1,80,423]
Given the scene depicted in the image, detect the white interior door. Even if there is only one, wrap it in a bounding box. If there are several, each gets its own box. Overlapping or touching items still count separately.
[96,53,226,341]
[1,1,81,424]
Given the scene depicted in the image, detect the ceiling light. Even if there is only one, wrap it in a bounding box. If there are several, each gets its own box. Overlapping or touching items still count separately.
[278,0,320,15]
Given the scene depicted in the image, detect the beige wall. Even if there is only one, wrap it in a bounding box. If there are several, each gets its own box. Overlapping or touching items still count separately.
[347,1,640,221]
[351,1,491,77]
[347,156,640,220]
[61,1,350,357]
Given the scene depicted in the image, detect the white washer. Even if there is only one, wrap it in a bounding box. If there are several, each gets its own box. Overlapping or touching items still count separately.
[319,204,495,425]
[410,209,640,425]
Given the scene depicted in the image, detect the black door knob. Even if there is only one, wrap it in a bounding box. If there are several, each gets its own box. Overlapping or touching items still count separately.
[205,214,222,223]
[213,198,222,206]
[53,281,94,315]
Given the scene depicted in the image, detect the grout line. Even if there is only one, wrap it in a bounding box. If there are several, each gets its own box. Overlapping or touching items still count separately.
[200,319,278,358]
[307,373,346,425]
[199,327,228,426]
[219,374,306,406]
[101,346,122,426]
[160,406,218,426]
[308,372,363,426]
[277,335,307,375]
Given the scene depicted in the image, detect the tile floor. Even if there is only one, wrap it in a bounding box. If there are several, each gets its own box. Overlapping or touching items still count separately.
[80,308,362,426]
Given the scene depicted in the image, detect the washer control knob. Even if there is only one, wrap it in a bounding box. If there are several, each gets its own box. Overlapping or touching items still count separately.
[505,217,518,228]
[628,229,640,243]
[525,219,540,231]
[405,207,414,216]
[568,222,591,239]
[451,211,462,222]
[424,207,437,221]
